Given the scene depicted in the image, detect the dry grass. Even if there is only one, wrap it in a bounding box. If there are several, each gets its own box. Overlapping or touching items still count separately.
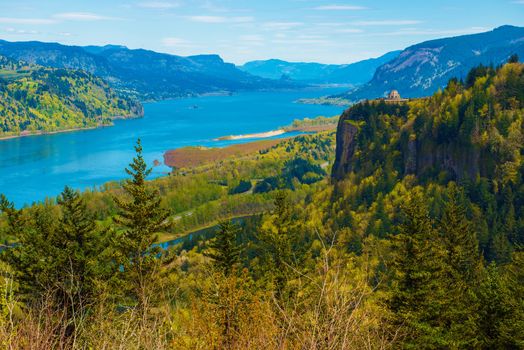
[163,138,287,168]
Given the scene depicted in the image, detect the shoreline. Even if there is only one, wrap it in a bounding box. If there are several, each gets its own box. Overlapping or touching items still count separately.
[0,115,141,141]
[214,129,286,141]
[214,122,338,142]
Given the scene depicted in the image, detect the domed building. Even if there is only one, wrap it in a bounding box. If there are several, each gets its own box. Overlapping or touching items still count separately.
[388,90,401,100]
[381,90,408,103]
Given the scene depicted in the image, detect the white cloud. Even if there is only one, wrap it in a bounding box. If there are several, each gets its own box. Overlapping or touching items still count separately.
[4,27,41,35]
[137,1,179,9]
[313,5,368,10]
[187,15,225,23]
[272,38,332,45]
[263,22,303,30]
[315,22,348,27]
[239,35,265,46]
[162,37,189,46]
[0,17,55,25]
[239,35,264,41]
[352,20,422,26]
[336,28,364,33]
[232,16,254,23]
[53,12,120,21]
[378,27,487,37]
[187,15,253,23]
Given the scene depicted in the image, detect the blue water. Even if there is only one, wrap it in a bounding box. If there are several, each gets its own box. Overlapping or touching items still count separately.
[0,89,344,207]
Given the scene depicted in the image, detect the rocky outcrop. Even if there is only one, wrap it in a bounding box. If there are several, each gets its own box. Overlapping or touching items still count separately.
[332,101,488,182]
[332,118,359,180]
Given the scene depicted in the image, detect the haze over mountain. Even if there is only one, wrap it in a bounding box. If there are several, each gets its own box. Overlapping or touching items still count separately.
[334,25,524,101]
[239,51,401,86]
[0,40,299,100]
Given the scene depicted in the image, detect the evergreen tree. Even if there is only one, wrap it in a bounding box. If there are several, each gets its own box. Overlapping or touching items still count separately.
[476,263,522,348]
[388,189,447,348]
[502,186,517,244]
[114,139,170,309]
[0,194,27,239]
[1,188,113,340]
[0,197,55,301]
[205,221,242,276]
[53,186,115,315]
[508,54,519,64]
[256,191,299,295]
[438,184,482,347]
[440,184,481,282]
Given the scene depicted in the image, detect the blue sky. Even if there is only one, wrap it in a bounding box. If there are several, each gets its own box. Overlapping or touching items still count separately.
[0,0,523,64]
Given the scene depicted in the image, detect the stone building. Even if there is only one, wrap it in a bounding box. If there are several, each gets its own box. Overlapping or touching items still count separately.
[383,90,408,103]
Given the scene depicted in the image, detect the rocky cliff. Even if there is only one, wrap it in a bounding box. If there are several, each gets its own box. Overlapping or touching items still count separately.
[332,62,524,185]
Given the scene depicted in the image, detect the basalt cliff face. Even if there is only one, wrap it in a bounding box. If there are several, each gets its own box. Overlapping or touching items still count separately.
[332,62,524,184]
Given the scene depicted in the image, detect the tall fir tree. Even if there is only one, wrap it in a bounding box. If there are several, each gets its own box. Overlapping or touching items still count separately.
[114,139,170,310]
[388,189,447,349]
[438,183,483,347]
[256,191,300,295]
[53,186,115,315]
[1,188,113,340]
[205,221,243,276]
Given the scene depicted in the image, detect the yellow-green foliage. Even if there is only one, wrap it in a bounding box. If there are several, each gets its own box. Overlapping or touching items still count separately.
[0,55,141,137]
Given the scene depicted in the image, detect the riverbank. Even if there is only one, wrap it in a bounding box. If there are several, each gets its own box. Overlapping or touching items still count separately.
[214,129,286,141]
[213,115,340,142]
[0,126,101,141]
[0,115,141,141]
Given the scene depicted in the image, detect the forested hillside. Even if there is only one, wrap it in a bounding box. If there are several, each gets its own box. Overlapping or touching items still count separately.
[0,62,523,349]
[0,56,142,138]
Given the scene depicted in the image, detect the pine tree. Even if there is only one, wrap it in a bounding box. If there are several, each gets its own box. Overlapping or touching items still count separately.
[205,221,242,276]
[440,184,481,282]
[502,186,517,244]
[0,197,54,301]
[388,189,447,348]
[508,53,519,64]
[438,184,482,347]
[0,194,27,239]
[114,139,170,309]
[53,186,114,314]
[205,222,256,349]
[256,191,299,295]
[476,263,521,348]
[2,188,113,341]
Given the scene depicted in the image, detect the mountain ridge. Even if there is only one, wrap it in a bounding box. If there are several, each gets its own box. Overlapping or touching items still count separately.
[334,25,524,101]
[239,51,401,85]
[0,40,300,100]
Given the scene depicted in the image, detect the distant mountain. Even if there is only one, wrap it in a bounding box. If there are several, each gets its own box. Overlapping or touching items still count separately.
[335,25,524,101]
[0,40,299,100]
[0,55,142,138]
[239,51,401,86]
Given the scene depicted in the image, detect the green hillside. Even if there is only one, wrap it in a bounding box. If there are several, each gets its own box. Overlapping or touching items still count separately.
[0,56,142,138]
[1,63,523,349]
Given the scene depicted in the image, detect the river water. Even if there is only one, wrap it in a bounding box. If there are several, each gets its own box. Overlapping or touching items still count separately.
[0,88,345,206]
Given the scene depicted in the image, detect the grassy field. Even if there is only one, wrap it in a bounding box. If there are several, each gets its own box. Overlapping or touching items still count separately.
[163,138,289,168]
